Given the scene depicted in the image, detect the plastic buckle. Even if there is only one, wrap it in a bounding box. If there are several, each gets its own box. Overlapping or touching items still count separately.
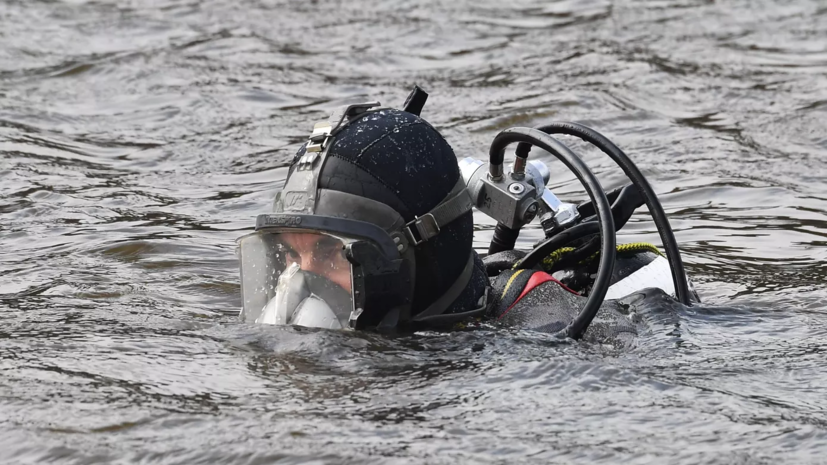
[306,122,332,153]
[404,213,440,246]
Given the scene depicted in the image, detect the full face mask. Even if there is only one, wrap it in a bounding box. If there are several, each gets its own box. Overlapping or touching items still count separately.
[238,231,355,329]
[237,93,485,331]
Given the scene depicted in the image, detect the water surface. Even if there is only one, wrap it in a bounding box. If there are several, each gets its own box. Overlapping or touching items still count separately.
[2,0,827,463]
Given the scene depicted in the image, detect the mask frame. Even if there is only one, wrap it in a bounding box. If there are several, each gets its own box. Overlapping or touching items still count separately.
[250,214,415,329]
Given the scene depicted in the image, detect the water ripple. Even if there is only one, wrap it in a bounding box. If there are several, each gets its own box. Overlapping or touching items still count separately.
[2,0,827,463]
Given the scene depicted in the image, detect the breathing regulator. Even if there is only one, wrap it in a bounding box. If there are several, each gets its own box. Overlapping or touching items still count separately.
[449,96,692,339]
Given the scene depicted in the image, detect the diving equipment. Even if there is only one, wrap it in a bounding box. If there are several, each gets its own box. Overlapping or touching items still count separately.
[458,123,693,309]
[459,127,617,340]
[237,85,695,339]
[237,89,487,331]
[238,231,355,328]
[514,122,691,306]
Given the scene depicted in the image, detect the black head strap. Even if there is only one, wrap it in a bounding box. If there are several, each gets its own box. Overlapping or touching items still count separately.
[280,100,473,252]
[403,177,474,246]
[279,102,383,215]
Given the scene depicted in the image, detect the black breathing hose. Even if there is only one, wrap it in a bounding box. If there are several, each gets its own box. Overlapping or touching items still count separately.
[489,128,615,340]
[515,222,600,270]
[489,223,521,255]
[514,122,692,306]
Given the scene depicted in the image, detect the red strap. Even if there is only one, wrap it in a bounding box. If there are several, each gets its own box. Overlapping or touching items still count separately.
[498,271,580,320]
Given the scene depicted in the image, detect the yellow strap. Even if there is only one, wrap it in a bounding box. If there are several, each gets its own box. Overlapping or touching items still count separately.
[617,242,663,256]
[500,269,527,300]
[541,247,576,269]
[541,242,664,270]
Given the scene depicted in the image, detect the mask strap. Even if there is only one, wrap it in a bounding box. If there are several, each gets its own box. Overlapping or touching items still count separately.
[402,178,474,246]
[411,287,491,326]
[412,252,475,321]
[377,306,400,330]
[279,102,383,215]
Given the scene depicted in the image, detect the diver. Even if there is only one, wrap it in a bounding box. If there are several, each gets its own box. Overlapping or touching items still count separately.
[236,87,698,343]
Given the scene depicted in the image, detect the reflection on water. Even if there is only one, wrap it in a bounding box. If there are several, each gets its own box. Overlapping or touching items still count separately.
[1,0,826,463]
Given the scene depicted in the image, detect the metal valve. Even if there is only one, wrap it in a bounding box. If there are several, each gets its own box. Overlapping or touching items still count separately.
[460,157,580,234]
[459,157,543,229]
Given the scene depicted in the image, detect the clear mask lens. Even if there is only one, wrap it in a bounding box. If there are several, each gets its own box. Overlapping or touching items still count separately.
[237,231,354,329]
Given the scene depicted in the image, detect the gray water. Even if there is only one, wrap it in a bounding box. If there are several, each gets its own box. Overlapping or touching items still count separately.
[2,0,827,463]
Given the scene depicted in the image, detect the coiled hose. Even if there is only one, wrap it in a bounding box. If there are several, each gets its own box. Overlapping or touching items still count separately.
[514,122,692,306]
[489,127,615,340]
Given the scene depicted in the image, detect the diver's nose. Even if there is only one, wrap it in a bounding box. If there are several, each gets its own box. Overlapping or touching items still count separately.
[300,256,314,273]
[301,256,324,276]
[305,257,341,280]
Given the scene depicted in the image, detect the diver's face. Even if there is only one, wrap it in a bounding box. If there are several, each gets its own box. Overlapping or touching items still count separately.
[278,232,352,292]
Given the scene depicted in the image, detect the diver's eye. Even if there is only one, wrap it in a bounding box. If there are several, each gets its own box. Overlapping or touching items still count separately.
[276,243,300,266]
[314,237,343,260]
[285,248,301,265]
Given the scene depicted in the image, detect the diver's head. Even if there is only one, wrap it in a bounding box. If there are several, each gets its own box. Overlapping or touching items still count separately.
[237,93,489,330]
